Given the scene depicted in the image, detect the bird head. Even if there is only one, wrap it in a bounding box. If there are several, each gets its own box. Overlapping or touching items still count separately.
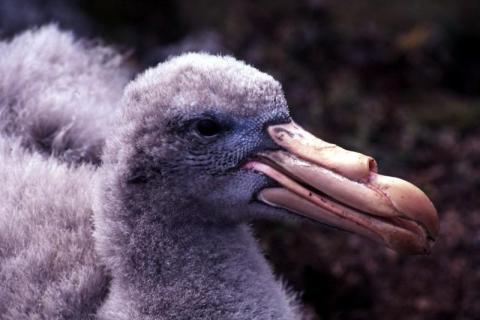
[101,53,438,255]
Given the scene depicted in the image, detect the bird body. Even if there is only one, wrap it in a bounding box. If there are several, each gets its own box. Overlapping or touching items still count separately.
[0,26,298,320]
[0,26,438,320]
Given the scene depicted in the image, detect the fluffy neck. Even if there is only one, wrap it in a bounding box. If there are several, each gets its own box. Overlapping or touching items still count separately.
[96,203,297,320]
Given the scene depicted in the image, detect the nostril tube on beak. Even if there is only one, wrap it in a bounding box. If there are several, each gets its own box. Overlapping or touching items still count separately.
[368,158,378,173]
[267,122,377,181]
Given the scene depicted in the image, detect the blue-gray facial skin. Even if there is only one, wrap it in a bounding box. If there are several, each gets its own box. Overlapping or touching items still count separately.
[122,106,295,226]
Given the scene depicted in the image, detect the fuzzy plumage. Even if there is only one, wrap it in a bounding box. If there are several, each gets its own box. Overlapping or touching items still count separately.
[0,26,300,319]
[0,25,130,164]
[0,137,107,319]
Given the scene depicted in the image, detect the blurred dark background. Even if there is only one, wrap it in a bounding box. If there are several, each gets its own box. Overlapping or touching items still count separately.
[1,1,479,319]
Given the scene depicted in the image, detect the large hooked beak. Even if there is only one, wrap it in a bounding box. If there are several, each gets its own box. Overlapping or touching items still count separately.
[246,122,439,254]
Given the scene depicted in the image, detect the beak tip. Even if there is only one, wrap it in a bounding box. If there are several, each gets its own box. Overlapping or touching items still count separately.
[388,229,438,255]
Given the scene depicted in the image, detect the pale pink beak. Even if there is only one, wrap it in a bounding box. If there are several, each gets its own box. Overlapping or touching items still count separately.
[246,122,439,254]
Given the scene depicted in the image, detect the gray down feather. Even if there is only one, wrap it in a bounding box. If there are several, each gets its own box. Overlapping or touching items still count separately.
[0,25,130,164]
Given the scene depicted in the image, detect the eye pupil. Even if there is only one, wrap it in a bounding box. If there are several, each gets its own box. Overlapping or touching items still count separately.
[195,119,221,137]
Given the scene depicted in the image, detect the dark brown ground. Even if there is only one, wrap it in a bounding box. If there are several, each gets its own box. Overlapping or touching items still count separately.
[2,1,479,319]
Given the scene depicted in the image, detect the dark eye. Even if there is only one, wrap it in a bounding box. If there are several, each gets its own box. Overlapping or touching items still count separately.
[194,119,222,137]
